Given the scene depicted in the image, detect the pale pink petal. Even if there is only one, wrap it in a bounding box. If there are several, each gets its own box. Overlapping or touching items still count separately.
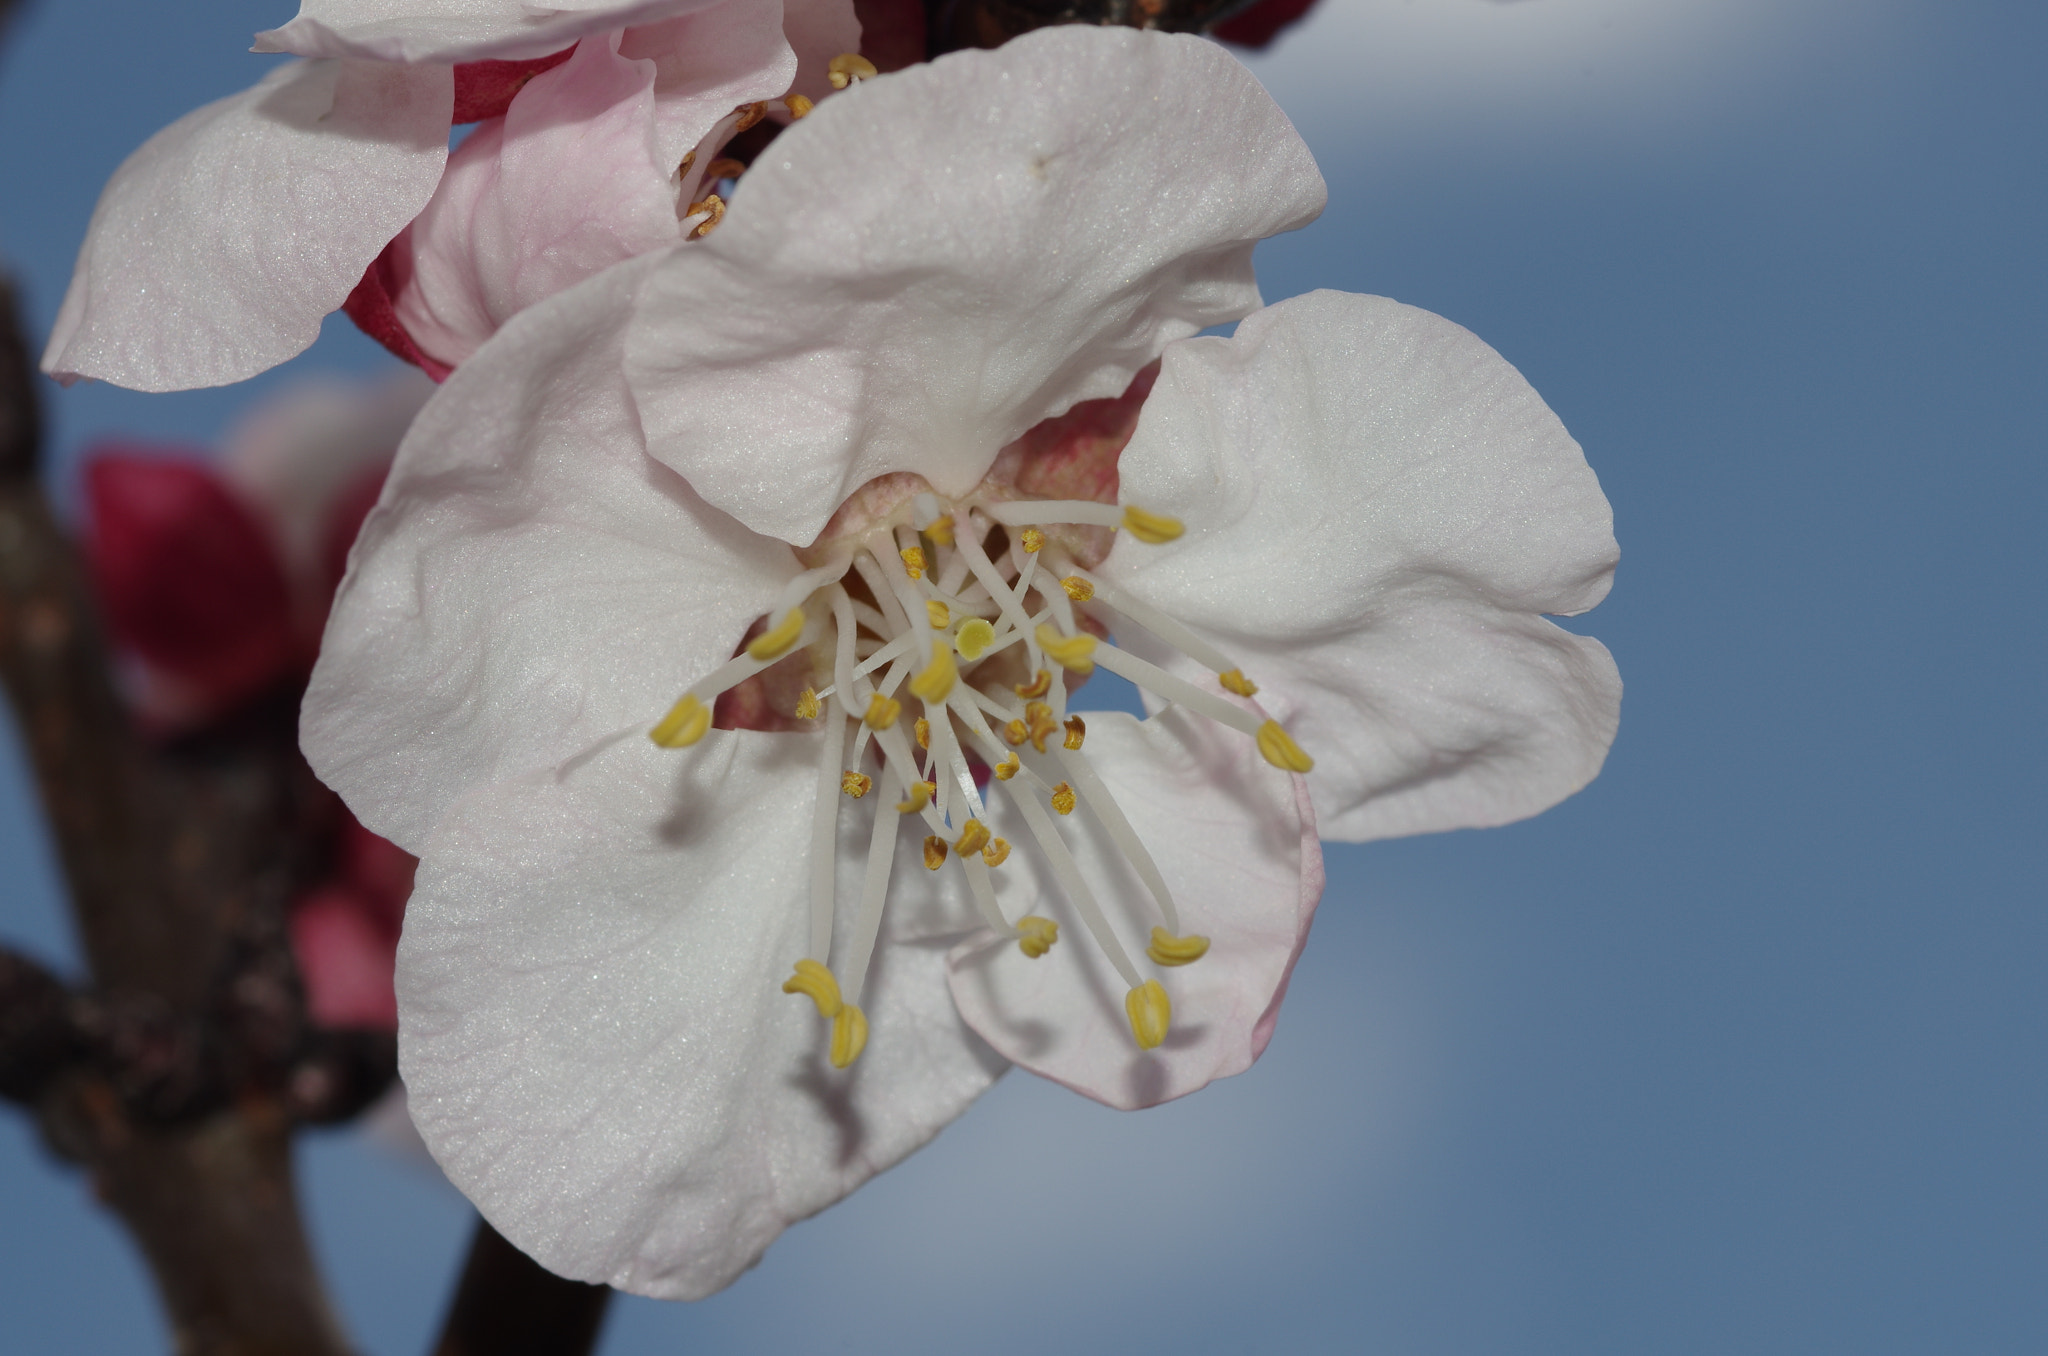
[1101,290,1622,842]
[946,707,1319,1110]
[255,0,736,63]
[775,0,860,101]
[43,60,451,392]
[303,254,797,853]
[626,26,1325,546]
[401,733,1005,1299]
[396,35,682,368]
[622,0,798,172]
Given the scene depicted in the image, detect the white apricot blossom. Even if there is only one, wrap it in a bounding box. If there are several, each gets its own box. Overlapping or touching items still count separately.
[302,26,1618,1299]
[41,0,857,390]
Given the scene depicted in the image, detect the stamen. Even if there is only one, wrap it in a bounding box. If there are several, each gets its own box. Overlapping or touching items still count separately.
[841,766,901,1006]
[1146,928,1210,967]
[784,93,813,118]
[1060,575,1094,602]
[807,699,845,961]
[864,692,902,730]
[955,617,996,660]
[841,771,872,798]
[829,1004,868,1068]
[1008,791,1142,987]
[1049,782,1076,815]
[746,606,806,660]
[1256,720,1315,773]
[993,754,1020,780]
[1019,527,1046,553]
[1054,745,1183,935]
[685,192,725,238]
[1036,623,1097,675]
[1219,669,1258,697]
[1062,715,1086,750]
[1002,719,1028,747]
[828,53,878,88]
[702,157,746,182]
[795,687,821,719]
[923,835,948,870]
[1121,506,1184,543]
[732,101,769,132]
[650,693,710,747]
[1014,669,1051,699]
[1089,643,1262,737]
[926,599,950,629]
[1056,564,1241,676]
[953,819,991,856]
[782,959,842,1017]
[982,837,1012,867]
[896,781,930,814]
[1024,701,1058,752]
[1016,915,1058,958]
[1125,979,1171,1049]
[909,646,957,703]
[900,546,926,579]
[926,515,956,547]
[914,716,930,750]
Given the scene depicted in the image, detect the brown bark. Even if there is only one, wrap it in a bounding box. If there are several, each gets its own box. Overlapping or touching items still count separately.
[432,1219,613,1356]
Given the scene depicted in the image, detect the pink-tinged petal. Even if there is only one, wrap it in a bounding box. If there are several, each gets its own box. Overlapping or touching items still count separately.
[255,0,737,63]
[342,232,456,381]
[622,0,798,171]
[401,733,1004,1299]
[43,60,451,392]
[303,253,798,853]
[947,707,1319,1111]
[1102,290,1622,842]
[776,0,861,99]
[395,36,681,369]
[626,26,1325,546]
[451,49,576,124]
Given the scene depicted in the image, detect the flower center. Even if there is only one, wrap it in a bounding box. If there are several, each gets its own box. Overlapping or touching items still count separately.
[648,488,1311,1069]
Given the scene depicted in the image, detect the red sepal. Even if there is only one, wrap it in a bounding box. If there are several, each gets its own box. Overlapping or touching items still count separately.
[1212,0,1320,50]
[341,230,453,383]
[451,47,576,124]
[82,452,301,707]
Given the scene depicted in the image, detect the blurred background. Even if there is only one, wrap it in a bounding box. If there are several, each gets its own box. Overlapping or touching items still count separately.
[3,0,2043,1351]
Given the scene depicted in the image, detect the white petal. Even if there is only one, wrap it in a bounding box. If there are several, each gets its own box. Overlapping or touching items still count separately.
[42,60,450,392]
[402,733,1004,1299]
[255,0,737,62]
[1102,290,1622,842]
[626,26,1325,546]
[623,0,797,171]
[946,707,1320,1110]
[775,0,860,101]
[303,253,797,852]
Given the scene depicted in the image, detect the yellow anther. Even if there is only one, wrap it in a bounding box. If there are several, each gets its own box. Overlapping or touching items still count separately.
[678,149,696,176]
[1256,719,1315,773]
[925,517,956,550]
[953,819,991,857]
[1002,719,1028,747]
[840,771,872,799]
[1060,575,1095,602]
[864,691,901,730]
[1016,915,1058,958]
[913,716,930,750]
[1121,505,1184,544]
[926,599,950,629]
[1019,527,1045,553]
[784,93,813,119]
[746,607,804,660]
[895,780,930,814]
[1050,782,1076,815]
[795,687,821,720]
[1146,928,1211,967]
[1036,623,1097,675]
[1125,979,1172,1050]
[1024,700,1058,752]
[993,754,1020,781]
[982,836,1012,868]
[1218,668,1258,697]
[920,779,938,803]
[1062,715,1086,750]
[686,192,725,238]
[899,546,926,579]
[1013,669,1051,699]
[733,100,769,131]
[782,958,842,1018]
[650,693,710,748]
[923,835,948,870]
[909,645,957,703]
[827,53,878,88]
[702,157,746,182]
[955,617,996,660]
[828,1003,868,1068]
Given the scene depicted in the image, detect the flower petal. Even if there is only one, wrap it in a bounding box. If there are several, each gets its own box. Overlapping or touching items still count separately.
[255,0,738,63]
[946,707,1320,1110]
[622,0,798,171]
[42,60,451,392]
[776,0,861,101]
[626,25,1325,546]
[1102,290,1622,842]
[401,732,1005,1299]
[303,253,797,853]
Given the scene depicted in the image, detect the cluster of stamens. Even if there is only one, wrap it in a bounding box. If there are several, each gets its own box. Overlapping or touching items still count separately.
[676,53,878,240]
[649,490,1312,1069]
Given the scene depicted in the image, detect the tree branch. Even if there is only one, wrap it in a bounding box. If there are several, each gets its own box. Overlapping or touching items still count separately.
[432,1218,613,1356]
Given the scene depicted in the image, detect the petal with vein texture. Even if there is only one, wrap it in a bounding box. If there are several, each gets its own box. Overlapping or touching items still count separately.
[402,733,1005,1299]
[1102,290,1622,842]
[626,26,1326,546]
[946,707,1320,1110]
[43,60,450,392]
[303,253,797,853]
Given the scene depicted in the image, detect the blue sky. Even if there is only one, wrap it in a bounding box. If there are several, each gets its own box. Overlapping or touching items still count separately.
[2,1,2043,1352]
